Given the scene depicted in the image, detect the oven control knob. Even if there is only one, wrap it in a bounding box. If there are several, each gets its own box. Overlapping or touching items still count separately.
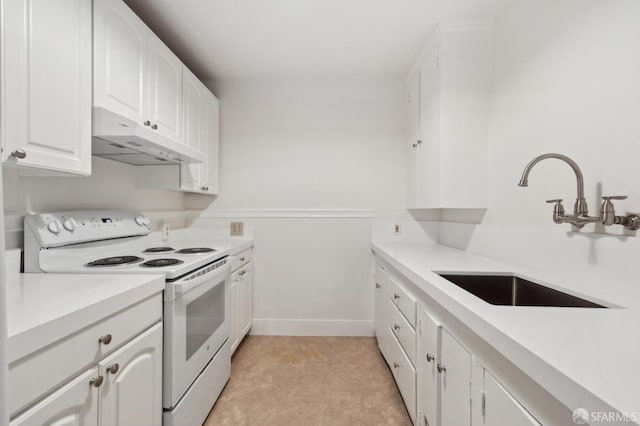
[47,220,62,234]
[63,218,77,232]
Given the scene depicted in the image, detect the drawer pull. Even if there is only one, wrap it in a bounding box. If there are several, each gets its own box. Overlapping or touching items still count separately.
[151,123,158,130]
[90,376,104,387]
[98,334,112,345]
[393,293,400,300]
[393,362,400,369]
[426,353,435,362]
[106,363,119,374]
[375,283,380,288]
[240,257,245,262]
[437,363,447,373]
[393,324,400,331]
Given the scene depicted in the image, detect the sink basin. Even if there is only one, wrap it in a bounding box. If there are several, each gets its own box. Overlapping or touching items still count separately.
[438,274,607,308]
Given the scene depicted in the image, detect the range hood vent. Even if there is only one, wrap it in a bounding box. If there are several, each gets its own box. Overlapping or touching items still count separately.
[92,107,205,166]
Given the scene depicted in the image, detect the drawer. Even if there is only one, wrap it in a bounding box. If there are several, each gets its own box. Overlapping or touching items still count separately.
[231,247,252,272]
[9,293,162,417]
[388,299,416,366]
[388,274,417,328]
[387,327,416,423]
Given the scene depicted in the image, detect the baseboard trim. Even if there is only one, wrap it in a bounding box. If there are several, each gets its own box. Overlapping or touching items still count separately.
[250,319,374,337]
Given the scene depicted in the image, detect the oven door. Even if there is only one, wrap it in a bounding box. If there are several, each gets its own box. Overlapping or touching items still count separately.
[163,257,231,409]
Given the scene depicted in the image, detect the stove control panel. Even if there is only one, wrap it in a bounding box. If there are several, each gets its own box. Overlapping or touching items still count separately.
[25,210,151,248]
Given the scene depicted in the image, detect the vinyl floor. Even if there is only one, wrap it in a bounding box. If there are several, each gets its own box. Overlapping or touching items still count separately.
[204,335,412,425]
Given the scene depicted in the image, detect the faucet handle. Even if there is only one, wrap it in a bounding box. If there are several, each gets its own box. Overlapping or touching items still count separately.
[546,199,565,224]
[602,195,627,201]
[545,199,563,204]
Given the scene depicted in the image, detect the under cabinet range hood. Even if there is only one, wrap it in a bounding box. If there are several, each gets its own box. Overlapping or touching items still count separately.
[92,108,205,166]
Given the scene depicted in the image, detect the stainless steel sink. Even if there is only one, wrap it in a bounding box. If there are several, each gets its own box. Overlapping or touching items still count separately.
[438,274,607,308]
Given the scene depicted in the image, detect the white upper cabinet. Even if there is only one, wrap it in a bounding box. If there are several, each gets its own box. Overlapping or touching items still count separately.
[1,0,92,175]
[147,34,183,143]
[180,81,220,194]
[93,0,147,124]
[406,23,492,209]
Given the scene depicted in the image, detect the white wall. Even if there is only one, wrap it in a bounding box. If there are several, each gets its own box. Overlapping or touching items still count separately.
[3,156,187,248]
[188,78,409,335]
[440,0,640,293]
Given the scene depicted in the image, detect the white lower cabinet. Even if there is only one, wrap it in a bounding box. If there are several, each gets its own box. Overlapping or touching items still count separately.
[416,306,441,426]
[99,324,163,426]
[475,368,541,426]
[11,368,100,426]
[439,329,472,426]
[10,295,163,426]
[230,249,253,354]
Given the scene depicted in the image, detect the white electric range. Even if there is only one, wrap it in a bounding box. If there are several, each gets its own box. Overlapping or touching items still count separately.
[23,210,233,426]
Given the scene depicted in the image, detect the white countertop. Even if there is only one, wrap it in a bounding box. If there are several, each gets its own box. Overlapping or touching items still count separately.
[372,241,640,422]
[7,272,165,364]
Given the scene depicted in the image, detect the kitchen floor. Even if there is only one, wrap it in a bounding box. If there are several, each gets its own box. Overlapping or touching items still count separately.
[205,336,412,425]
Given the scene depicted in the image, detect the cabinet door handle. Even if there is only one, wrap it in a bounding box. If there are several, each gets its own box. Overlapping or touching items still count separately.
[426,353,435,362]
[417,139,423,145]
[412,144,417,148]
[106,363,119,375]
[393,362,400,369]
[98,334,112,345]
[151,124,158,130]
[393,324,400,331]
[437,363,447,373]
[11,149,27,159]
[143,120,151,126]
[90,376,104,387]
[393,293,400,300]
[375,283,380,289]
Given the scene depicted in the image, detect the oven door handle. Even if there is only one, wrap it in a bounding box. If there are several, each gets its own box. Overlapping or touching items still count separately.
[165,259,233,300]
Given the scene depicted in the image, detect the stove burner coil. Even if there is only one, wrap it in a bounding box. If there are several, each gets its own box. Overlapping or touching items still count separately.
[140,258,184,268]
[85,256,144,267]
[175,247,216,254]
[143,247,175,253]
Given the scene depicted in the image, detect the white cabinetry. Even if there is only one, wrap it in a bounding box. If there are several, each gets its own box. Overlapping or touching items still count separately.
[374,264,417,423]
[180,77,220,194]
[93,0,147,124]
[9,295,163,425]
[230,249,253,354]
[406,24,492,209]
[94,0,182,144]
[439,329,472,426]
[1,0,92,175]
[11,368,99,426]
[474,368,541,426]
[146,34,183,143]
[416,306,441,426]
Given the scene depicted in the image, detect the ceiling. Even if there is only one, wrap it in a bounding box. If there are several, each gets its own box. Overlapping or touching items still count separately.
[123,0,509,81]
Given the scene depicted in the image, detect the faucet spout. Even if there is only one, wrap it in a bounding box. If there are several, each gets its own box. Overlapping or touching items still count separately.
[518,153,588,216]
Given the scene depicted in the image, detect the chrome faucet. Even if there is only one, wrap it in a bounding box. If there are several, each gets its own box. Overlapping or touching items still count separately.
[517,153,639,230]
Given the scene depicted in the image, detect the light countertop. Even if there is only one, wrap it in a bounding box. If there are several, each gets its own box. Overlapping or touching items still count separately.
[7,272,165,364]
[372,241,640,422]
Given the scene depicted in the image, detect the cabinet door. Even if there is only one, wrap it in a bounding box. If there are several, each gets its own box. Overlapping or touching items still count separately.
[147,34,182,143]
[2,0,91,175]
[241,263,253,335]
[406,72,420,209]
[99,323,163,426]
[10,368,99,426]
[417,306,441,426]
[200,90,220,194]
[440,329,472,426]
[417,49,441,208]
[481,371,541,426]
[180,69,204,191]
[93,0,147,124]
[229,270,242,353]
[374,265,391,360]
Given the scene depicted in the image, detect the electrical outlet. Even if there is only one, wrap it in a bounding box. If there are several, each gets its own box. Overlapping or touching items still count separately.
[230,222,244,236]
[161,223,170,241]
[393,224,401,235]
